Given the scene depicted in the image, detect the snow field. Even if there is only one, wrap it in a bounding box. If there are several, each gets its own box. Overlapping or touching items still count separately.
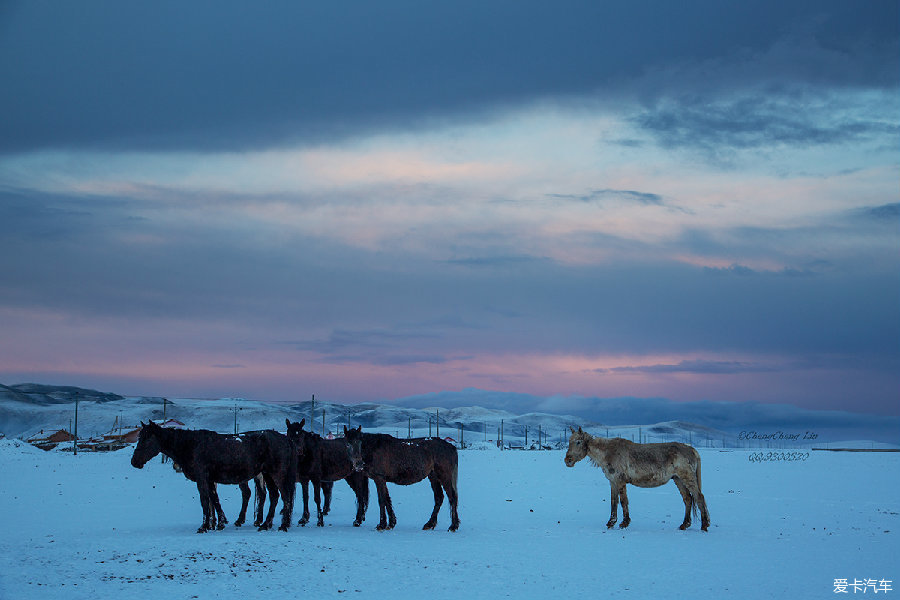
[0,441,897,599]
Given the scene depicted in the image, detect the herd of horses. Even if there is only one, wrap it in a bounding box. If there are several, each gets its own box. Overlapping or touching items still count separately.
[130,421,708,534]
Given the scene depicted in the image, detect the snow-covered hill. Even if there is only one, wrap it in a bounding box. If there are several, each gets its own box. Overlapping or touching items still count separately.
[4,383,889,449]
[0,384,743,448]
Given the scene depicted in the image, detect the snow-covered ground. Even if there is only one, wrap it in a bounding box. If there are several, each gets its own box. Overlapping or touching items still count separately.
[0,438,896,599]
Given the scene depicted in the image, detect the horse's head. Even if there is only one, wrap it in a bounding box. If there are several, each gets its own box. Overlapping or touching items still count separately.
[131,421,162,469]
[285,419,306,445]
[285,419,309,459]
[564,426,590,467]
[343,425,365,472]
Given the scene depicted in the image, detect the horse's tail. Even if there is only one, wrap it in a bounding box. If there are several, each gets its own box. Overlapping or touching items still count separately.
[451,456,459,493]
[691,450,702,520]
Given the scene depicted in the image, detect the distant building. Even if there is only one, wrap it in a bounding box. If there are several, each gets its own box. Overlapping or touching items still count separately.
[26,429,76,451]
[101,418,185,447]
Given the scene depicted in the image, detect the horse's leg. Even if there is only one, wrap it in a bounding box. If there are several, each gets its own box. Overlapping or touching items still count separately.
[276,467,295,531]
[253,474,267,527]
[443,464,460,532]
[209,484,227,530]
[313,478,325,527]
[298,478,311,526]
[606,481,619,528]
[322,480,334,516]
[385,483,397,530]
[673,476,693,530]
[685,470,710,532]
[373,477,391,531]
[196,479,213,533]
[258,473,279,531]
[264,476,279,530]
[348,473,368,527]
[697,489,710,532]
[423,473,444,530]
[235,481,251,527]
[618,483,630,529]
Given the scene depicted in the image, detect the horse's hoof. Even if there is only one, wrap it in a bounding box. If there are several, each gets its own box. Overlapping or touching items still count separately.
[353,521,362,527]
[197,527,209,534]
[278,525,290,532]
[422,522,436,531]
[606,522,616,529]
[619,521,630,529]
[679,523,689,530]
[448,523,459,532]
[376,523,388,531]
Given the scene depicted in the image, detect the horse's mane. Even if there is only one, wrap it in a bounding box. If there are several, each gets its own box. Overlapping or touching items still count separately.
[582,432,607,468]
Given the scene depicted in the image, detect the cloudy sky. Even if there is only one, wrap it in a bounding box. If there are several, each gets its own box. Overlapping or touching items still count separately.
[1,1,897,417]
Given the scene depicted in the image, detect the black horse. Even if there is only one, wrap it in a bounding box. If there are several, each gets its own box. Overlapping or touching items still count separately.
[344,426,459,532]
[170,460,273,529]
[211,475,274,529]
[285,419,369,527]
[130,421,297,532]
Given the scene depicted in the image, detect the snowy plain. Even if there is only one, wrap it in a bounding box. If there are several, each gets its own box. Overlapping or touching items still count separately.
[0,437,897,600]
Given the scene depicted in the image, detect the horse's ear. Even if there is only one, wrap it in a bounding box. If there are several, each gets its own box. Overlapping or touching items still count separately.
[578,426,583,433]
[355,426,361,433]
[285,418,291,428]
[299,418,305,430]
[343,425,348,434]
[569,426,576,434]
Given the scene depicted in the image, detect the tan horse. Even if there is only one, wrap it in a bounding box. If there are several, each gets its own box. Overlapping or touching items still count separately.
[564,427,709,531]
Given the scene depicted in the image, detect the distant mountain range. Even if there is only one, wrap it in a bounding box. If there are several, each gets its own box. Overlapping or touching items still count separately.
[3,383,896,448]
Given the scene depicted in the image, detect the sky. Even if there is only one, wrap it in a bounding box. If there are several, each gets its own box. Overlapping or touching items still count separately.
[1,1,898,418]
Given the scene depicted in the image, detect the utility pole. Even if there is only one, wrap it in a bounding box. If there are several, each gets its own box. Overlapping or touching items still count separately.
[73,394,79,456]
[500,419,504,450]
[322,408,326,437]
[436,409,439,438]
[538,425,542,449]
[525,425,528,448]
[408,417,411,439]
[310,394,315,427]
[163,397,167,422]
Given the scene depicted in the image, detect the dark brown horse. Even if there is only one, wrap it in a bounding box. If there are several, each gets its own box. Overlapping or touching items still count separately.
[564,426,710,531]
[131,421,297,532]
[344,426,459,532]
[285,419,369,527]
